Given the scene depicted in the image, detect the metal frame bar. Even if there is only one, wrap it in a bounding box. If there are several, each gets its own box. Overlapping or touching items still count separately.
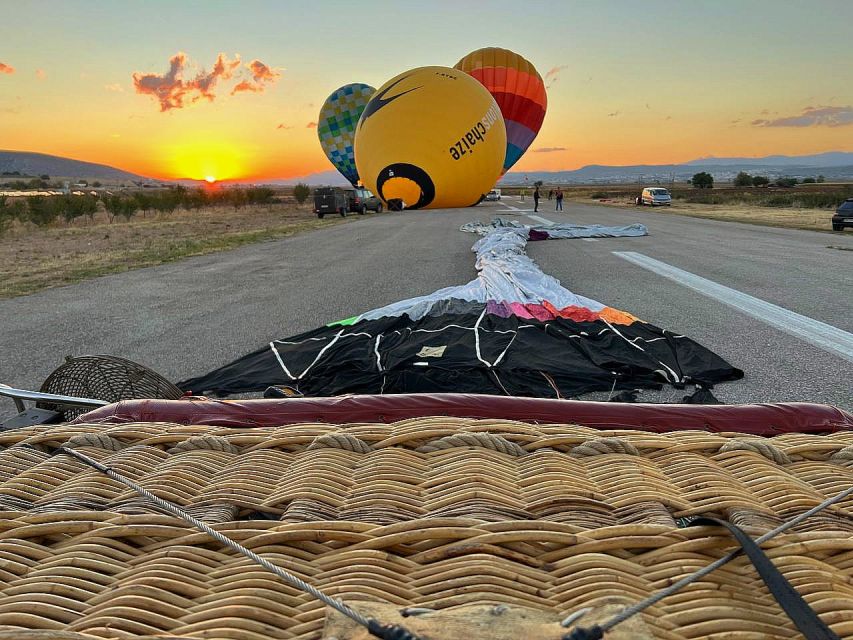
[0,383,108,409]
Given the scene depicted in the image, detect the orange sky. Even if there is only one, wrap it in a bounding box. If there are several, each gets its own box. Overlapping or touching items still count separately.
[1,1,851,181]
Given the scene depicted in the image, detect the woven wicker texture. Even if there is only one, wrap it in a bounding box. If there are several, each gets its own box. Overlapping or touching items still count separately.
[0,418,851,639]
[1,419,852,531]
[0,514,852,638]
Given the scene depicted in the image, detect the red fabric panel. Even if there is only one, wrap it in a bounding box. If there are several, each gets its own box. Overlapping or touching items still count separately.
[74,394,853,435]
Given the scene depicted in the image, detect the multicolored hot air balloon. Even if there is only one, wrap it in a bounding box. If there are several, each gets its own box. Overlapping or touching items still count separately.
[454,47,547,175]
[317,83,375,186]
[354,66,506,210]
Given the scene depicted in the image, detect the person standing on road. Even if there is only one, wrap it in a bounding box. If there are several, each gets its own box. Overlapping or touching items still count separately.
[533,185,540,212]
[555,188,563,211]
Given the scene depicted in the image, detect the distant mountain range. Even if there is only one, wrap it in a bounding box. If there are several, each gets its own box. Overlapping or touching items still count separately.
[3,149,852,187]
[0,150,146,182]
[683,152,853,167]
[499,152,853,185]
[275,152,853,187]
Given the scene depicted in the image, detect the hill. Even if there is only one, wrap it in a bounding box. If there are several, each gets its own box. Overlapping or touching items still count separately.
[0,150,147,181]
[500,151,853,185]
[685,152,853,167]
[286,152,853,187]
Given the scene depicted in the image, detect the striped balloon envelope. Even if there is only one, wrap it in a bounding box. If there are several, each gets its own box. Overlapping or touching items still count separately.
[454,47,547,175]
[317,83,375,186]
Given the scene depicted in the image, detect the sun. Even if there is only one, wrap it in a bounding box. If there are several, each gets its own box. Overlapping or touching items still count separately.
[204,175,216,184]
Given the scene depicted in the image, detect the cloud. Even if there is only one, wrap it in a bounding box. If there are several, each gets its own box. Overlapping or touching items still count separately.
[645,103,651,110]
[276,123,293,130]
[192,52,241,101]
[306,121,317,128]
[0,62,13,75]
[35,69,46,80]
[231,80,260,94]
[132,52,248,111]
[132,52,188,111]
[105,83,124,93]
[665,115,673,121]
[752,105,853,128]
[248,59,279,83]
[544,65,567,80]
[533,147,566,153]
[544,64,568,89]
[231,59,281,95]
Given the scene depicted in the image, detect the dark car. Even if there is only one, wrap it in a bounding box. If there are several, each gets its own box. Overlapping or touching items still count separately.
[313,187,348,218]
[832,198,853,231]
[346,187,383,214]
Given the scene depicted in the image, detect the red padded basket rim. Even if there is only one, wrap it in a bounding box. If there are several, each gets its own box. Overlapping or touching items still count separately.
[73,393,853,435]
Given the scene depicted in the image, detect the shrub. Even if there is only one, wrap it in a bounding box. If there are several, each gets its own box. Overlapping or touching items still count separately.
[80,195,98,222]
[733,172,753,187]
[691,172,714,189]
[117,198,137,221]
[802,177,816,184]
[103,195,123,223]
[293,183,310,204]
[245,187,275,205]
[26,196,60,226]
[752,175,770,187]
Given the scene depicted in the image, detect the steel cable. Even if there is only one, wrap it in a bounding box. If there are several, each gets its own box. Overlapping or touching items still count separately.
[563,483,853,639]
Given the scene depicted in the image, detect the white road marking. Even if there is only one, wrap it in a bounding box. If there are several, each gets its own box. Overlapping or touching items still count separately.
[526,214,554,225]
[582,238,599,242]
[613,251,853,364]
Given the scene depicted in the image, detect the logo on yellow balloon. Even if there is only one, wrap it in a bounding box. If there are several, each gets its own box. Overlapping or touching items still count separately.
[449,103,502,161]
[354,66,506,210]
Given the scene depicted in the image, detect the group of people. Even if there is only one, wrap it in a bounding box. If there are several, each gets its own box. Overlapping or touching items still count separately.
[533,186,563,212]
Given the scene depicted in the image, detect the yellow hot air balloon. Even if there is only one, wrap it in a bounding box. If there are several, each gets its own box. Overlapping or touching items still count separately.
[354,66,506,210]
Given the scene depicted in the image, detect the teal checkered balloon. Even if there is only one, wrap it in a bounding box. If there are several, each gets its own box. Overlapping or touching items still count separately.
[318,83,375,186]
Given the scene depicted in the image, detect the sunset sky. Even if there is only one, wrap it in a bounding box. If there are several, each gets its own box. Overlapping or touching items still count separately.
[1,0,851,181]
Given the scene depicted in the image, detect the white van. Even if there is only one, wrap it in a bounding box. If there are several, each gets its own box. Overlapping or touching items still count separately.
[485,189,501,201]
[641,187,672,206]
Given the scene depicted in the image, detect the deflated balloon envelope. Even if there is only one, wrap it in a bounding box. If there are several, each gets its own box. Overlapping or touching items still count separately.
[317,83,375,186]
[454,47,547,175]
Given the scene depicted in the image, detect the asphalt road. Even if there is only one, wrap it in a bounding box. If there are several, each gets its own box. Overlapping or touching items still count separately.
[1,199,851,416]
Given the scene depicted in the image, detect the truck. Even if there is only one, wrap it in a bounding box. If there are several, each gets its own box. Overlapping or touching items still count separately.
[313,187,348,218]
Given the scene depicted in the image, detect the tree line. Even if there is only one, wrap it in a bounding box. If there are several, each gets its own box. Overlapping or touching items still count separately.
[691,171,828,189]
[0,186,277,235]
[733,172,825,187]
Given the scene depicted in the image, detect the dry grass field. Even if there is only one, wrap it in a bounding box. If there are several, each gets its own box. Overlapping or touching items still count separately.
[556,183,852,233]
[1,202,349,298]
